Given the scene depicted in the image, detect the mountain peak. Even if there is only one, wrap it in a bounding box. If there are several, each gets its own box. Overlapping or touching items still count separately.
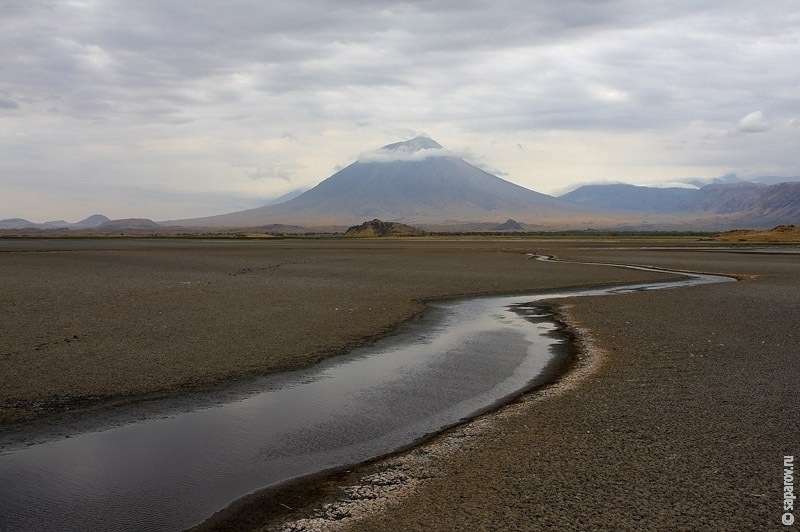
[381,136,443,153]
[358,136,446,163]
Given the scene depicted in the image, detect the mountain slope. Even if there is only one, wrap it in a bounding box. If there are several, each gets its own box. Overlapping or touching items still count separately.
[560,184,695,213]
[688,183,768,214]
[561,181,800,228]
[736,182,800,227]
[174,137,596,227]
[167,137,800,230]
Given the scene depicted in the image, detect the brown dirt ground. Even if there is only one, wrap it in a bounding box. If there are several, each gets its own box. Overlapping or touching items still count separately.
[714,224,800,242]
[248,242,798,532]
[2,238,798,531]
[0,237,676,424]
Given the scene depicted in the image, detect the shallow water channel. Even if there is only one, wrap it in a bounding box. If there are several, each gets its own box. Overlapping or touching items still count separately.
[0,263,732,532]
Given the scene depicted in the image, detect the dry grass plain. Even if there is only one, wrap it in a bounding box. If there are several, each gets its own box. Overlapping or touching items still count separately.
[2,236,798,531]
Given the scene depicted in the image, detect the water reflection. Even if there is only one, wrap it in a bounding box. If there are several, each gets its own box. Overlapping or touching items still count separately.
[0,266,732,532]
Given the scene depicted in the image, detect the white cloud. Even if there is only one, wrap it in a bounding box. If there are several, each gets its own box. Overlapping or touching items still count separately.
[357,147,450,163]
[734,111,770,134]
[649,181,699,190]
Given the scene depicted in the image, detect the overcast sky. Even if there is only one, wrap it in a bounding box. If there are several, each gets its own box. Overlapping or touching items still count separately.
[2,1,799,222]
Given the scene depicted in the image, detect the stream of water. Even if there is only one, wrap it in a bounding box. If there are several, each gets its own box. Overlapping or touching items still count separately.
[0,262,732,532]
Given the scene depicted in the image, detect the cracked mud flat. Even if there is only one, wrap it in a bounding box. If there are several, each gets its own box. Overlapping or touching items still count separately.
[0,238,675,428]
[2,288,589,531]
[2,239,798,531]
[266,247,799,532]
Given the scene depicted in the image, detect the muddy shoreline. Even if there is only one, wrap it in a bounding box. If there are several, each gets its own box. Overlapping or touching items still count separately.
[0,238,678,427]
[186,300,582,532]
[2,238,797,531]
[273,245,799,532]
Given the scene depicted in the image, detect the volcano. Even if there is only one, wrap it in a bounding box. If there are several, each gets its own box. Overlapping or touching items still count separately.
[174,137,595,228]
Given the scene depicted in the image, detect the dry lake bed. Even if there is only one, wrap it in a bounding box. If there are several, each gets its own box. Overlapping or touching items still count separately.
[1,237,798,531]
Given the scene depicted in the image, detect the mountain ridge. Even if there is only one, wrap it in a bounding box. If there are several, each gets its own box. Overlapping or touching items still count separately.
[560,181,800,228]
[0,214,111,231]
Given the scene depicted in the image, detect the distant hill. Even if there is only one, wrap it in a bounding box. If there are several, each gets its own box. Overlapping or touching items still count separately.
[170,137,600,228]
[0,214,110,231]
[689,182,769,214]
[0,218,75,230]
[735,182,800,226]
[343,219,424,237]
[560,184,695,213]
[715,224,800,242]
[681,174,800,188]
[96,218,161,231]
[561,182,800,228]
[494,219,525,231]
[75,214,111,228]
[0,218,38,230]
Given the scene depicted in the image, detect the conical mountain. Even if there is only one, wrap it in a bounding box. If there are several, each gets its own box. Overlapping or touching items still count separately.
[174,137,592,228]
[74,214,111,228]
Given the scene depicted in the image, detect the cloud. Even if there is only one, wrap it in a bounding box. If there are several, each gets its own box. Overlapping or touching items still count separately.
[0,94,19,109]
[245,162,298,182]
[357,146,450,163]
[734,111,770,134]
[2,1,800,220]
